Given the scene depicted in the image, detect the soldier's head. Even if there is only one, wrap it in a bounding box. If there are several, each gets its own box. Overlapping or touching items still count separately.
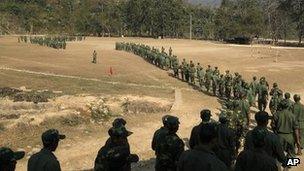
[252,128,267,148]
[253,76,257,80]
[279,99,289,110]
[165,116,180,133]
[197,63,200,65]
[273,83,278,88]
[190,60,193,63]
[208,65,211,68]
[220,74,223,78]
[41,129,65,152]
[0,147,25,171]
[109,126,133,145]
[112,118,127,128]
[294,94,301,102]
[199,123,218,146]
[183,58,186,61]
[234,72,239,76]
[200,109,211,122]
[255,111,271,127]
[225,70,229,73]
[162,115,170,127]
[284,92,291,99]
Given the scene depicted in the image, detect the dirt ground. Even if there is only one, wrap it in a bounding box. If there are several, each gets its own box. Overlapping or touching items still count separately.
[0,36,304,170]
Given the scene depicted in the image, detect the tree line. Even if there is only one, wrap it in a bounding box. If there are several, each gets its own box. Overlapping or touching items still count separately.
[0,0,303,43]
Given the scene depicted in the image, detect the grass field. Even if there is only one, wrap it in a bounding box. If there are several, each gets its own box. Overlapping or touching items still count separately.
[1,36,304,170]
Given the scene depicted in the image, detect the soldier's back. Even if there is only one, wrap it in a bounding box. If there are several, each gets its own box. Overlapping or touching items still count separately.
[235,149,278,171]
[28,148,61,171]
[178,145,228,171]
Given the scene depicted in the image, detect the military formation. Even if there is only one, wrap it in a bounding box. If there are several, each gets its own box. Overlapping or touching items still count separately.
[18,35,85,50]
[1,42,304,171]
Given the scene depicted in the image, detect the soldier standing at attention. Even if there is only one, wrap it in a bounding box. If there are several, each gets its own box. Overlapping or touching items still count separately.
[292,94,304,155]
[214,115,236,169]
[0,147,25,171]
[92,50,97,64]
[272,99,301,158]
[172,56,179,78]
[28,129,66,171]
[180,59,187,81]
[244,111,287,168]
[205,65,212,92]
[169,47,172,56]
[178,123,228,171]
[189,61,196,84]
[224,70,233,99]
[197,65,205,89]
[189,109,215,149]
[154,116,184,171]
[258,78,269,111]
[218,74,225,98]
[235,129,278,171]
[94,126,139,171]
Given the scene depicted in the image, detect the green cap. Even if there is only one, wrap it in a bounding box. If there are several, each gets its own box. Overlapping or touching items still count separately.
[42,129,66,144]
[166,116,180,126]
[112,118,127,128]
[0,147,25,164]
[109,126,133,138]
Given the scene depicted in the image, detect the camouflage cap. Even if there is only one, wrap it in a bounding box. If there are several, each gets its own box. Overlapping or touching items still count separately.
[0,147,25,164]
[284,92,291,99]
[165,115,180,126]
[112,118,127,128]
[109,126,133,138]
[42,129,66,144]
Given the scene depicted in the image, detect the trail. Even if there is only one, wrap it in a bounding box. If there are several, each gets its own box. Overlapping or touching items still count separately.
[0,66,194,91]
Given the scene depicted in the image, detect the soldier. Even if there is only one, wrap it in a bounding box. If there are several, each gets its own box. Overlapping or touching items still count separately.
[185,64,190,83]
[189,62,196,84]
[172,56,179,78]
[152,115,170,152]
[218,74,225,98]
[197,67,205,89]
[169,47,173,56]
[212,68,220,96]
[284,92,294,111]
[238,93,251,128]
[214,114,236,169]
[235,128,278,171]
[257,78,269,111]
[94,126,139,171]
[224,70,233,99]
[161,46,165,54]
[155,116,184,171]
[165,56,171,70]
[178,123,228,171]
[244,111,286,167]
[92,50,97,64]
[272,99,301,158]
[28,129,66,171]
[189,109,215,149]
[205,65,212,92]
[0,147,25,171]
[292,94,304,155]
[180,59,187,81]
[196,63,203,77]
[269,83,283,114]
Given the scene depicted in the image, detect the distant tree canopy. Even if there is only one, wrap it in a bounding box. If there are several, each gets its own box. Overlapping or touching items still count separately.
[0,0,303,43]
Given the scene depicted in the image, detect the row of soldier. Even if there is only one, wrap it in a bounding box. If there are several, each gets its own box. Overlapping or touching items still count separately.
[18,35,86,50]
[115,42,304,169]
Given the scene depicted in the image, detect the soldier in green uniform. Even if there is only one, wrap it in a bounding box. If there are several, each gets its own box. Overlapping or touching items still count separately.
[272,99,301,158]
[169,47,172,56]
[235,128,278,171]
[197,66,205,89]
[165,56,171,70]
[189,62,196,84]
[224,70,233,99]
[155,116,184,171]
[28,129,66,171]
[257,78,269,111]
[218,74,225,98]
[0,147,25,171]
[185,64,190,83]
[92,50,97,64]
[244,111,287,167]
[269,83,283,114]
[292,94,304,155]
[212,67,220,96]
[180,59,187,81]
[205,65,212,92]
[284,92,294,111]
[214,114,236,169]
[172,56,179,78]
[94,126,139,171]
[189,109,216,149]
[178,123,228,171]
[238,93,251,128]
